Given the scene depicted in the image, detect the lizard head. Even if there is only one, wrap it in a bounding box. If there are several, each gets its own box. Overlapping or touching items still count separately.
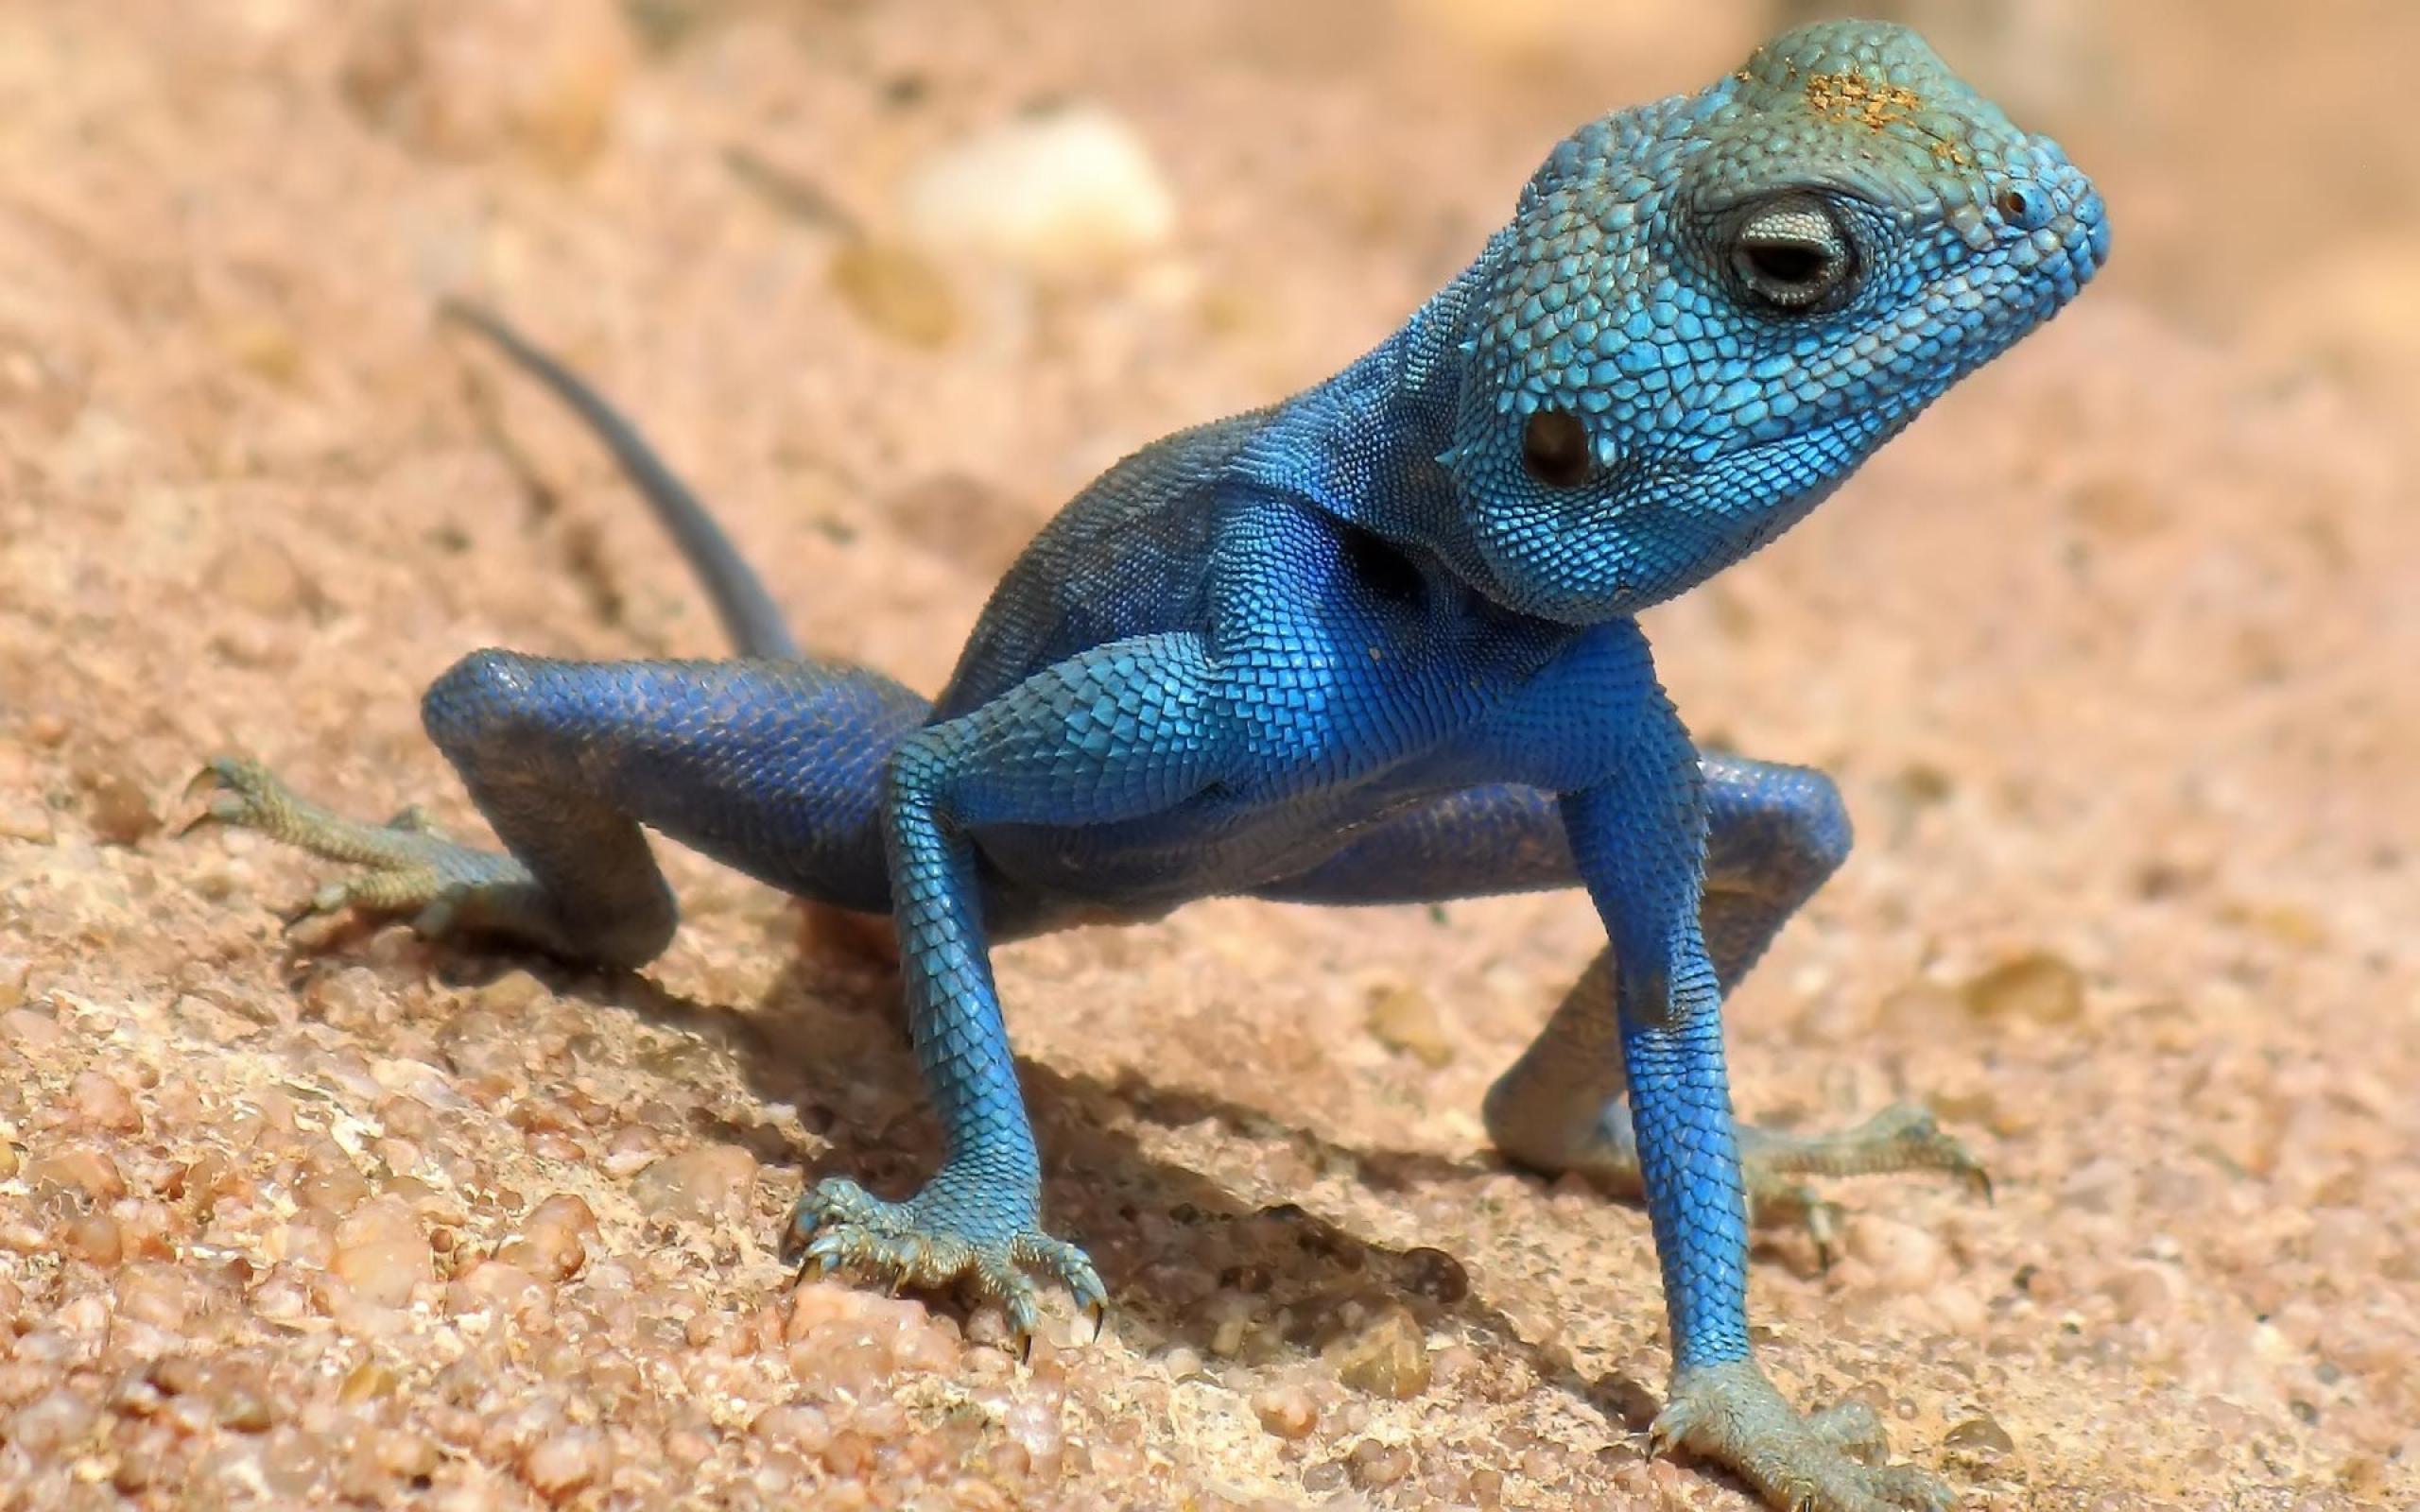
[1439,20,2108,625]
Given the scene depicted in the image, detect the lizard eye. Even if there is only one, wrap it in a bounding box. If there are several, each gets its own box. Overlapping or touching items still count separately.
[1730,199,1855,313]
[1519,407,1592,488]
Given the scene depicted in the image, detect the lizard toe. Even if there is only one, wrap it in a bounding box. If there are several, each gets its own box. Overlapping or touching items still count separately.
[1654,1360,1955,1512]
[784,1176,1104,1349]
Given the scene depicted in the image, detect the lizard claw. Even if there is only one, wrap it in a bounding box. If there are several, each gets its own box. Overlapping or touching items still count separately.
[782,1175,1109,1353]
[184,754,558,949]
[1653,1360,1955,1512]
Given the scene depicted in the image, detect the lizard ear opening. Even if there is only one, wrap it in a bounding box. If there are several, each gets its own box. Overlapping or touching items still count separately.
[1520,408,1593,489]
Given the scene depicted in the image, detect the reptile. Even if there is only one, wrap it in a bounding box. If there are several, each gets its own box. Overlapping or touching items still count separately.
[189,22,2106,1510]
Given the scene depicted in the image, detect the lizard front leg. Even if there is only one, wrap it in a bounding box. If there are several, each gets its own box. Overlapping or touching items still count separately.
[786,631,1223,1341]
[1555,632,1951,1512]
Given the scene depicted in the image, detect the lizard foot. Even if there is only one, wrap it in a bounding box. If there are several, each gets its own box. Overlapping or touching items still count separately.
[1654,1359,1954,1512]
[1490,1091,1987,1267]
[1740,1102,1989,1264]
[184,756,557,947]
[783,1175,1107,1347]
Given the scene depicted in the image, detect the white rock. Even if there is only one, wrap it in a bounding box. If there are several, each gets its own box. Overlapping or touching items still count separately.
[901,106,1176,274]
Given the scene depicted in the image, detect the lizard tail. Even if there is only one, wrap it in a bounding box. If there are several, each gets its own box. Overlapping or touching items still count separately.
[437,299,803,662]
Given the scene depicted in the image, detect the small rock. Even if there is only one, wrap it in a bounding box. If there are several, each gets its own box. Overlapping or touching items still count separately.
[523,1427,609,1499]
[339,0,632,170]
[750,1403,834,1454]
[1332,1301,1431,1400]
[332,1198,430,1307]
[509,1194,597,1280]
[1251,1383,1318,1439]
[75,755,158,845]
[1347,1438,1413,1488]
[210,538,315,618]
[2108,1262,2184,1324]
[338,1362,397,1405]
[1943,1413,2016,1457]
[601,1125,659,1178]
[446,1261,549,1320]
[631,1145,757,1220]
[900,105,1176,274]
[0,798,51,843]
[829,241,959,349]
[1365,982,1454,1068]
[33,1148,128,1203]
[0,1005,63,1050]
[1845,1215,1947,1294]
[217,1381,276,1434]
[1961,951,2084,1024]
[372,1428,439,1481]
[469,968,548,1016]
[61,1213,122,1266]
[9,1388,99,1456]
[68,1071,143,1135]
[1397,1246,1469,1305]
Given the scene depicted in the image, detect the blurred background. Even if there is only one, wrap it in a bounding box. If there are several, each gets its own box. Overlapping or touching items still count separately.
[0,2,2413,1509]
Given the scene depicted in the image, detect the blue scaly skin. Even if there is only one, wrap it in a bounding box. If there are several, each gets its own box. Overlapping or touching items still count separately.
[191,24,2105,1510]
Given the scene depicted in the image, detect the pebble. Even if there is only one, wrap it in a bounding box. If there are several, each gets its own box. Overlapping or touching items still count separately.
[75,754,158,845]
[1397,1246,1470,1305]
[1347,1438,1413,1488]
[523,1427,609,1499]
[0,796,53,844]
[1331,1301,1431,1400]
[61,1212,122,1265]
[631,1145,757,1220]
[1845,1215,1948,1294]
[1943,1413,2017,1458]
[9,1388,99,1456]
[1961,951,2085,1024]
[338,0,632,170]
[601,1125,659,1178]
[33,1147,127,1203]
[331,1198,430,1307]
[829,241,959,350]
[1365,982,1455,1068]
[209,538,315,619]
[900,106,1177,274]
[447,1261,550,1321]
[1250,1383,1318,1439]
[750,1403,834,1454]
[506,1194,597,1280]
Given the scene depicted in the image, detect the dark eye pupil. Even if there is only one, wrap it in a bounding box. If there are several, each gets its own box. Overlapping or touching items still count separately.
[1744,241,1827,286]
[1999,188,2033,221]
[1520,408,1591,488]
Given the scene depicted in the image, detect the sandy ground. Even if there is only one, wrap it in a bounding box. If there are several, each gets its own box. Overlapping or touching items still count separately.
[2,1,2416,1508]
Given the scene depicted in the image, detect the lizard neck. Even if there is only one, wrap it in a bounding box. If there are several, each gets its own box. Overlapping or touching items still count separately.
[1239,232,1538,608]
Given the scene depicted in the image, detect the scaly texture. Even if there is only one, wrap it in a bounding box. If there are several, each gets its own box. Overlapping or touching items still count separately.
[193,22,2106,1510]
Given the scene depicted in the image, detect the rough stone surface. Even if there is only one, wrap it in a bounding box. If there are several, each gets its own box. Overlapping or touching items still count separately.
[0,2,2414,1509]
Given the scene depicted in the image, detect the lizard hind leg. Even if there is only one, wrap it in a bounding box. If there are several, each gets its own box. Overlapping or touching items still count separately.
[1478,757,1985,1260]
[193,651,929,969]
[1257,757,1985,1254]
[1483,954,1984,1263]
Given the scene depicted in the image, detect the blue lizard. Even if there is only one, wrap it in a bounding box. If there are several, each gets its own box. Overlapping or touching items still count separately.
[192,23,2105,1510]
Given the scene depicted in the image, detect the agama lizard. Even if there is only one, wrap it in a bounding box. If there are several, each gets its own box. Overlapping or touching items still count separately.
[190,23,2107,1510]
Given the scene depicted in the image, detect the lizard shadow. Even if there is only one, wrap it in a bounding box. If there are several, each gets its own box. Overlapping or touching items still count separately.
[384,938,1678,1451]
